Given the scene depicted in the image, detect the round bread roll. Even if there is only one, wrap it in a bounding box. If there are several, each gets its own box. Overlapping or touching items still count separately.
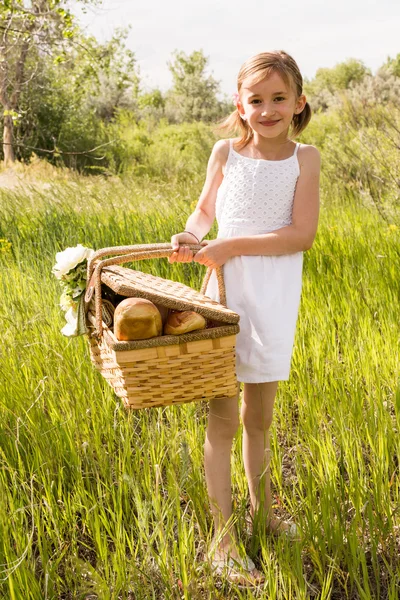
[114,297,162,341]
[164,310,206,335]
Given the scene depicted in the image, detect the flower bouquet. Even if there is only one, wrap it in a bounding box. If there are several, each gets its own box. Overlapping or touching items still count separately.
[52,244,94,336]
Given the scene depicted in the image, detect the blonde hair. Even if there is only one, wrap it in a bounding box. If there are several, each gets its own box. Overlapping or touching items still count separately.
[218,50,311,149]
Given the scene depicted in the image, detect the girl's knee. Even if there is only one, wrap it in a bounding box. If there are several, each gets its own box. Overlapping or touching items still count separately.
[242,405,273,433]
[241,382,277,433]
[207,391,240,441]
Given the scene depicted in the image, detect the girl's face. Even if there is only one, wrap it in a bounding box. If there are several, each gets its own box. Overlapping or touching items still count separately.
[237,71,306,140]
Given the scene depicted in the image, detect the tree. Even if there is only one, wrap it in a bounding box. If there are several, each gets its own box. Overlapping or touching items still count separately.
[380,53,400,78]
[137,89,165,123]
[9,26,140,171]
[0,0,99,165]
[305,58,371,111]
[307,58,370,93]
[165,50,224,123]
[84,28,139,122]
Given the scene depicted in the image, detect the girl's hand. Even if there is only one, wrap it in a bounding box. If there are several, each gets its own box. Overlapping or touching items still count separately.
[193,239,233,268]
[168,232,199,263]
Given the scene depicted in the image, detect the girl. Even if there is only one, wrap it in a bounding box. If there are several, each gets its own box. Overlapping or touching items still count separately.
[169,50,320,585]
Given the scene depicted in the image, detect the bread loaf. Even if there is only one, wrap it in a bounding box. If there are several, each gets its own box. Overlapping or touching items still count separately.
[164,310,206,335]
[114,298,162,341]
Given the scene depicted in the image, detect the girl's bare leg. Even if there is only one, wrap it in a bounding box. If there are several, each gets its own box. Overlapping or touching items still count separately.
[241,382,289,532]
[204,384,240,555]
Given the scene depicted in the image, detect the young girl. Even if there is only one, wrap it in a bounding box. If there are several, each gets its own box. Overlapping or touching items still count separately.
[169,50,320,584]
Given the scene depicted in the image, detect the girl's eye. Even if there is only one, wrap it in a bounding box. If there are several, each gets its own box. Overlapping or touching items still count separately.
[274,97,285,102]
[250,99,261,104]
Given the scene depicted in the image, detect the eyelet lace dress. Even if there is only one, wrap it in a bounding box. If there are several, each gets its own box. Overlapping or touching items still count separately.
[204,139,303,383]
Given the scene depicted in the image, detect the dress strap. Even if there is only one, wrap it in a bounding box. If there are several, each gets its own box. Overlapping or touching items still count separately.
[293,142,300,156]
[227,138,235,161]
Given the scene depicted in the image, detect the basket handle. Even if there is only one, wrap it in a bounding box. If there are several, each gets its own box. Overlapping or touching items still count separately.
[85,243,226,339]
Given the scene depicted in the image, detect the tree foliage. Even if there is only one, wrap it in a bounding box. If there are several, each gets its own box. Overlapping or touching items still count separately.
[1,21,139,170]
[165,50,226,123]
[83,28,139,122]
[0,0,105,164]
[301,62,400,218]
[381,53,400,78]
[304,58,371,112]
[1,5,398,190]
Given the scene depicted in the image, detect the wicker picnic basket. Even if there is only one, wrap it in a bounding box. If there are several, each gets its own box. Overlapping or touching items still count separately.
[84,243,240,409]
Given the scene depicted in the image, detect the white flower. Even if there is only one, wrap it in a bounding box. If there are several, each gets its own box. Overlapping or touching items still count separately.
[61,306,78,337]
[53,243,94,336]
[60,291,74,311]
[52,244,94,280]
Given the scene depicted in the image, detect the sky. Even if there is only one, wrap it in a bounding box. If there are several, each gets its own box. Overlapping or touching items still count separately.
[75,0,400,97]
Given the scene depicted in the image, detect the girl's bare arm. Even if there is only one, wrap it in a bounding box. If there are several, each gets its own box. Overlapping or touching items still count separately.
[169,140,229,263]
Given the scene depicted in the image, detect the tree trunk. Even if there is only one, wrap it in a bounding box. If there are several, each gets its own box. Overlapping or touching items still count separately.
[3,114,15,165]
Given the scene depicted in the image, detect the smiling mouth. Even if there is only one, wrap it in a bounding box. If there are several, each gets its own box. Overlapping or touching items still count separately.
[260,120,281,126]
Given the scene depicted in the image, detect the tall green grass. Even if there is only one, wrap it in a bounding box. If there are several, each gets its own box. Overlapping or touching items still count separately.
[0,178,399,599]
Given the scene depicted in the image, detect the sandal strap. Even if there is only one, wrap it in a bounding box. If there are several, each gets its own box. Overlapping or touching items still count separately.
[211,554,255,573]
[238,555,256,571]
[283,523,299,540]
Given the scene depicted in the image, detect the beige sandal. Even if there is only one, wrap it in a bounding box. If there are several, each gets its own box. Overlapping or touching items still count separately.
[246,514,301,541]
[210,554,265,586]
[267,519,300,540]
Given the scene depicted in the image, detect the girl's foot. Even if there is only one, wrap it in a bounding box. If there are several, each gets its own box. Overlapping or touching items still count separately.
[266,517,299,540]
[246,514,300,541]
[210,552,265,586]
[208,539,264,586]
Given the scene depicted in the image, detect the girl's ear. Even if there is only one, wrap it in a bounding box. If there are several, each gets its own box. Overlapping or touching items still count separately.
[236,99,246,117]
[236,99,248,121]
[294,94,307,114]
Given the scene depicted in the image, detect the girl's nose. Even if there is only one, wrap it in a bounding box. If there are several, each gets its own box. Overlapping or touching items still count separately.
[261,108,274,117]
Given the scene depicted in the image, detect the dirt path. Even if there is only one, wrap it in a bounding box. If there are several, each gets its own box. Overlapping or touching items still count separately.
[0,163,58,191]
[0,169,23,190]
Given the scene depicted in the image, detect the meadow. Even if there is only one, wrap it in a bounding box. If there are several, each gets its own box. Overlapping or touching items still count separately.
[0,164,399,599]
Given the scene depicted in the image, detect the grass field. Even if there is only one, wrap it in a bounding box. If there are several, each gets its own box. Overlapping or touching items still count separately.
[0,173,399,599]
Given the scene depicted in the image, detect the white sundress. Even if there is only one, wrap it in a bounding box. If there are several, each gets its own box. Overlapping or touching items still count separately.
[204,139,303,383]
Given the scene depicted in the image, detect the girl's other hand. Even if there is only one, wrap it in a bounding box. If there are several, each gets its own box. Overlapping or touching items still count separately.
[193,238,233,268]
[168,232,198,263]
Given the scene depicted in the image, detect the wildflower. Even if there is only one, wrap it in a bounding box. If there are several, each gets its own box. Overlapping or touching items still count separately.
[0,238,12,255]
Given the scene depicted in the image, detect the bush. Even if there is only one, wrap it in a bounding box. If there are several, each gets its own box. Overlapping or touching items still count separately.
[103,115,215,181]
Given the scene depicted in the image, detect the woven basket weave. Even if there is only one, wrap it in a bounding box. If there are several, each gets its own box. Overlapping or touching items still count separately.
[85,243,240,409]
